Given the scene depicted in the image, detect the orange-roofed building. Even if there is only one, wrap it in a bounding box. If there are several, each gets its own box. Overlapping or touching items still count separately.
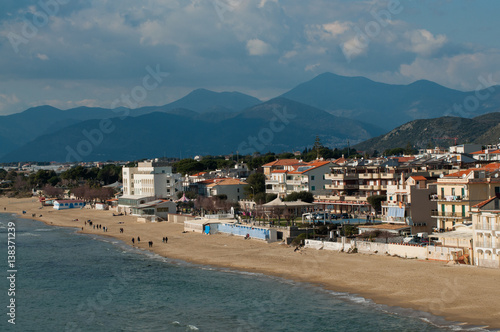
[432,167,500,232]
[470,146,500,162]
[262,159,304,176]
[265,160,333,198]
[205,178,248,202]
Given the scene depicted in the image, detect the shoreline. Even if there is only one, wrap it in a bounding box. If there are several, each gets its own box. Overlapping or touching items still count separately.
[2,197,500,330]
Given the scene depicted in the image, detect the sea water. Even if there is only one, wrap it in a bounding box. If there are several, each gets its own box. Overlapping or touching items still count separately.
[0,214,491,331]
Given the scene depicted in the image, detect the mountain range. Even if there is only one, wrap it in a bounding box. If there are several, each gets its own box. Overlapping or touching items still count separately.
[1,73,500,162]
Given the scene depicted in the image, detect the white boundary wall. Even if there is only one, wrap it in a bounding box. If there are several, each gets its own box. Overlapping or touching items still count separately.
[305,239,462,261]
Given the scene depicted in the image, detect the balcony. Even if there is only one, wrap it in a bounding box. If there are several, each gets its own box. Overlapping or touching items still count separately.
[359,185,374,190]
[474,224,500,231]
[431,211,471,220]
[381,173,398,179]
[358,173,382,179]
[325,184,358,190]
[431,195,468,202]
[326,173,357,180]
[286,180,303,186]
[265,180,283,185]
[266,188,285,194]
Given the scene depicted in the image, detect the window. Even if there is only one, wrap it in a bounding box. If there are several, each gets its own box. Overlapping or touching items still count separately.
[452,205,455,214]
[311,176,315,181]
[441,188,444,197]
[441,204,445,213]
[461,188,465,197]
[462,205,466,217]
[451,188,455,196]
[311,186,315,191]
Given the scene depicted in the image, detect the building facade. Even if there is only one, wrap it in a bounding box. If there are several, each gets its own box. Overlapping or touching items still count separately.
[471,197,500,268]
[264,160,332,197]
[432,166,500,232]
[122,160,182,199]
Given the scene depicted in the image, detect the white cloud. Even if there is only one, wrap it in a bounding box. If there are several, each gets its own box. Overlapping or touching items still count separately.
[0,93,20,113]
[341,36,369,59]
[36,53,49,61]
[322,21,351,38]
[404,29,447,56]
[400,51,500,90]
[305,63,320,71]
[246,39,274,56]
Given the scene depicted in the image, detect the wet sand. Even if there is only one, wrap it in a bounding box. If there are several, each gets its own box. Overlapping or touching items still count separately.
[2,197,500,329]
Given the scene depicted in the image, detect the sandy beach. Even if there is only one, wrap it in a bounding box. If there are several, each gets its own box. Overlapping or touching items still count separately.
[2,197,499,329]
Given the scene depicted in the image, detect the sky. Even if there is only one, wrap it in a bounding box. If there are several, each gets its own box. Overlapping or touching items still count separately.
[0,0,499,115]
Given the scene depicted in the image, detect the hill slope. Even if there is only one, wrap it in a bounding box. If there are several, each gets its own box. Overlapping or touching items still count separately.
[354,112,500,152]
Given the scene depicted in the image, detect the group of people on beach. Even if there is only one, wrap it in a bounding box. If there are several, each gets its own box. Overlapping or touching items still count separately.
[130,235,168,247]
[82,220,107,232]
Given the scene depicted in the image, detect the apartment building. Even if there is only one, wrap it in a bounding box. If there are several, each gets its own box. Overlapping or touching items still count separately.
[382,175,437,234]
[206,178,248,202]
[264,159,332,197]
[432,164,500,232]
[471,196,500,268]
[122,159,182,199]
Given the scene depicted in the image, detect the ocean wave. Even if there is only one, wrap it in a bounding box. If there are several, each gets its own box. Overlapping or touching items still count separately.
[17,232,40,237]
[324,290,493,332]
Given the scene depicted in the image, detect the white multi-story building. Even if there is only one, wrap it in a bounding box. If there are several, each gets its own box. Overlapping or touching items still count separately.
[471,196,500,268]
[122,159,182,199]
[264,159,333,197]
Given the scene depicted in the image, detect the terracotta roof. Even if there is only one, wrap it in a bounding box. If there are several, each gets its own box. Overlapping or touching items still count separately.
[289,161,331,174]
[333,157,347,164]
[262,159,300,167]
[191,172,207,177]
[197,178,229,185]
[409,175,427,181]
[471,149,500,155]
[307,160,331,167]
[207,179,247,187]
[483,163,500,170]
[473,197,497,208]
[445,169,474,178]
[395,156,415,162]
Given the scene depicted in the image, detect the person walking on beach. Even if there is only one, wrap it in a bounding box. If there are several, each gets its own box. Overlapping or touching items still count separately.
[165,236,168,244]
[132,237,135,244]
[137,236,140,242]
[148,241,153,247]
[162,237,165,243]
